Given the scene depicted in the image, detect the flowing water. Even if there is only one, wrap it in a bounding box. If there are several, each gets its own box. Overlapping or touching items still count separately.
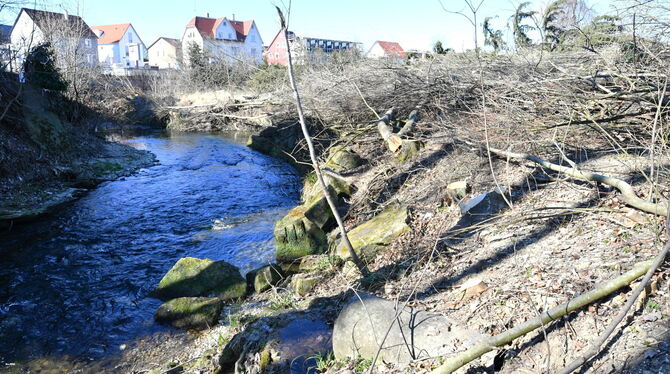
[0,131,301,364]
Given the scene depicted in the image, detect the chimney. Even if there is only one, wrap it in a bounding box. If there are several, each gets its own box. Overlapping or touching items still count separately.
[206,12,209,18]
[64,10,69,20]
[232,13,235,21]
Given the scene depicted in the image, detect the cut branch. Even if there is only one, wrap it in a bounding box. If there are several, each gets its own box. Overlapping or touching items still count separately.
[487,146,669,216]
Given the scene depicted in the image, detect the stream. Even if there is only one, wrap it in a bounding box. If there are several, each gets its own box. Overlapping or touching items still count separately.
[0,131,301,364]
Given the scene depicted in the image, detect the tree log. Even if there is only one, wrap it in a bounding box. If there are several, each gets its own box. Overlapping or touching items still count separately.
[430,259,656,374]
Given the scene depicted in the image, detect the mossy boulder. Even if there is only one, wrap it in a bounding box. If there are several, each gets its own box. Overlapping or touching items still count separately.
[154,297,223,330]
[301,174,353,206]
[153,257,246,301]
[274,205,328,263]
[246,264,284,293]
[290,273,321,296]
[335,205,410,260]
[303,194,333,230]
[299,175,353,232]
[323,145,364,172]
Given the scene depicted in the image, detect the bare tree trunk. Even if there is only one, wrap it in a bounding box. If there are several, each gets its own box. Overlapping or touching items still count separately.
[275,6,369,276]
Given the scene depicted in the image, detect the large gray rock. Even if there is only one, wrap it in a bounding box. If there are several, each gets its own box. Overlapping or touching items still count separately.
[332,294,484,364]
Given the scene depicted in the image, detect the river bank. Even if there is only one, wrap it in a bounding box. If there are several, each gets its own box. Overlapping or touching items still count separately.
[3,47,670,374]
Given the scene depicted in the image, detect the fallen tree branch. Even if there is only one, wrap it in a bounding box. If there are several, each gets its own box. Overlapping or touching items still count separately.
[486,146,669,216]
[558,204,670,374]
[430,257,659,374]
[276,6,369,276]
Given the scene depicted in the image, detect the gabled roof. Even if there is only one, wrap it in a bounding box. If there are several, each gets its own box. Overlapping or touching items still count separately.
[373,41,405,57]
[91,23,130,44]
[230,20,253,40]
[148,37,181,50]
[185,16,254,42]
[18,8,97,39]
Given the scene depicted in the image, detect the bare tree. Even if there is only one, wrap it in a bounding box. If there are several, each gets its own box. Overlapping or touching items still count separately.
[34,8,99,101]
[439,0,485,56]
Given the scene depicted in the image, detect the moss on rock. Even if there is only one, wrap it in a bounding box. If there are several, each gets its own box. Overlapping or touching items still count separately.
[323,145,364,172]
[246,264,284,293]
[274,205,329,263]
[154,297,223,330]
[290,273,321,296]
[335,205,410,260]
[153,257,246,301]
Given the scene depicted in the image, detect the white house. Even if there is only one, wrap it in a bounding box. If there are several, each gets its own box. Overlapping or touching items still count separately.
[91,23,146,68]
[148,37,182,69]
[366,41,405,61]
[181,15,263,65]
[10,8,98,70]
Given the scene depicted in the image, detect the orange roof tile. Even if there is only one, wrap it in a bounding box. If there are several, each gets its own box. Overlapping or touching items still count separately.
[376,41,405,57]
[91,23,130,44]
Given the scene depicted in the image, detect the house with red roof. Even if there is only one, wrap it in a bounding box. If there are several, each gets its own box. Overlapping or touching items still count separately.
[366,41,405,61]
[91,23,146,68]
[265,29,360,65]
[181,14,263,65]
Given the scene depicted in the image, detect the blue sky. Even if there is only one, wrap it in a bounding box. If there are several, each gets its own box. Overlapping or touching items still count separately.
[2,0,617,51]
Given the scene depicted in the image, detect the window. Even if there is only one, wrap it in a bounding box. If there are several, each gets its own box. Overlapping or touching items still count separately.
[228,33,232,39]
[85,39,90,47]
[129,33,132,42]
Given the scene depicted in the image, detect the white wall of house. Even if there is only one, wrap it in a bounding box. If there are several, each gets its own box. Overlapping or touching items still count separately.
[10,10,98,70]
[181,19,263,65]
[148,39,181,69]
[98,43,116,65]
[10,11,45,62]
[240,22,263,63]
[366,43,386,58]
[181,26,204,65]
[97,24,145,68]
